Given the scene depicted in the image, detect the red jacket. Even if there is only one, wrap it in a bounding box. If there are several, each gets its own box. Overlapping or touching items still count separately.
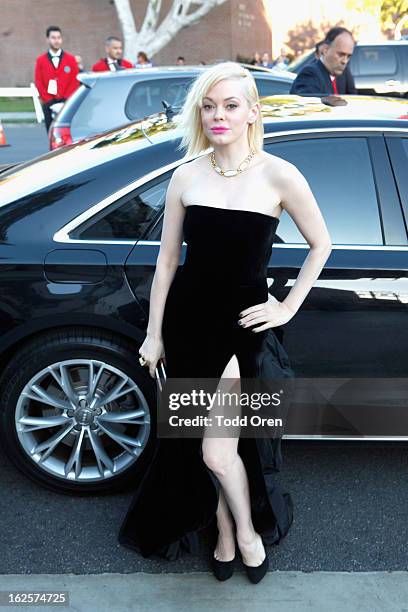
[92,58,133,72]
[34,50,79,103]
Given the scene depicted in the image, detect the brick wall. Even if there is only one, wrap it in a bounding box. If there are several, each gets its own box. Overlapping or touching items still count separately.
[0,0,271,86]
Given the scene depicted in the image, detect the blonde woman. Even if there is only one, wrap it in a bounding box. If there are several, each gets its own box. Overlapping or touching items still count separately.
[119,61,332,583]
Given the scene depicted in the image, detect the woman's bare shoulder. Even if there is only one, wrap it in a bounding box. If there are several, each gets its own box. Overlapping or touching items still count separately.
[261,150,299,178]
[172,155,206,183]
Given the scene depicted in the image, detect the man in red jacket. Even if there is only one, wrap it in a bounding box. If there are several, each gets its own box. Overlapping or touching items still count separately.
[92,36,133,72]
[34,26,79,132]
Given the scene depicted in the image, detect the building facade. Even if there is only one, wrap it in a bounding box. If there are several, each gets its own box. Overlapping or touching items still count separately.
[0,0,272,86]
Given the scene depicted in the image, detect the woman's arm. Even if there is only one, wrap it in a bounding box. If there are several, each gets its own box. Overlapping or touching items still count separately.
[277,161,332,315]
[139,164,187,376]
[239,161,332,332]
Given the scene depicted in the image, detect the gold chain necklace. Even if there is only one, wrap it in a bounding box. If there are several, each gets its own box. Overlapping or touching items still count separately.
[210,149,255,177]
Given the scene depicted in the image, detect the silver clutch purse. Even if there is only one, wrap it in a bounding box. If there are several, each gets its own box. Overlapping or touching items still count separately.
[155,358,167,392]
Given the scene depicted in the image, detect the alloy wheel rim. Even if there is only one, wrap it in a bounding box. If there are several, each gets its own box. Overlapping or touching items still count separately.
[15,359,151,483]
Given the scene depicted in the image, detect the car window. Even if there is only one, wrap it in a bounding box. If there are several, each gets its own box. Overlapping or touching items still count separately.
[255,77,292,96]
[56,84,89,123]
[287,50,315,73]
[264,137,383,245]
[72,175,171,241]
[125,78,193,120]
[348,53,358,75]
[70,78,130,138]
[357,46,398,76]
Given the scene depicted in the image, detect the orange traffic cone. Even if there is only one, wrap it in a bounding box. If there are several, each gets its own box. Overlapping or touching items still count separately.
[0,121,7,146]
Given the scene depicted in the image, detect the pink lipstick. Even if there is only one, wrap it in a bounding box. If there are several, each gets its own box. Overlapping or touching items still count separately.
[211,127,229,133]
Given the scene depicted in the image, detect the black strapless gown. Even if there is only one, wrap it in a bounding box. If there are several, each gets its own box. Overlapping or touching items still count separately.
[118,204,294,560]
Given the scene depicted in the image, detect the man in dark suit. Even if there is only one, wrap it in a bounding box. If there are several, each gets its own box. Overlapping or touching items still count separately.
[290,27,356,98]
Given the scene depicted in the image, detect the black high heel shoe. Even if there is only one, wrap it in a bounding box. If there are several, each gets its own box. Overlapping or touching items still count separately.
[211,554,235,581]
[243,552,269,584]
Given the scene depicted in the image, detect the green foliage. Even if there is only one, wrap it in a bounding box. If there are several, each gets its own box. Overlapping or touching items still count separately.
[346,0,408,34]
[346,0,382,14]
[381,0,408,32]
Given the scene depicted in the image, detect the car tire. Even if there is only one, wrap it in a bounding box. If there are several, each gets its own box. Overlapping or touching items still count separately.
[0,327,157,495]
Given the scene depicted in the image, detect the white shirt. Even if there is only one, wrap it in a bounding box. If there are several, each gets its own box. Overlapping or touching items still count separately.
[107,58,119,72]
[49,48,62,68]
[319,57,335,80]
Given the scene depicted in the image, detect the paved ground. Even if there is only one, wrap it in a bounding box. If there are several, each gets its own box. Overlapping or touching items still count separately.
[0,112,37,120]
[1,571,408,612]
[2,439,408,575]
[0,124,48,165]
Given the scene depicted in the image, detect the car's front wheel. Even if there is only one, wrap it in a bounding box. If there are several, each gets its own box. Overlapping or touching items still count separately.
[0,327,156,494]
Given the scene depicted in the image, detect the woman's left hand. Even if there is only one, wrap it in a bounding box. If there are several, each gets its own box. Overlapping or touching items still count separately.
[238,299,295,332]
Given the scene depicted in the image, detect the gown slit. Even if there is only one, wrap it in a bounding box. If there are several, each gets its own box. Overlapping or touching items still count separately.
[118,204,294,561]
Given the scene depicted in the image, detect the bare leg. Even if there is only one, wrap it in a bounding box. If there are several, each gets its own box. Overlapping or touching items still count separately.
[202,355,266,566]
[214,488,235,561]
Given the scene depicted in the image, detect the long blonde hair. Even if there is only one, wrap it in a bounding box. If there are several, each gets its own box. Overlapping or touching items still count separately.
[176,61,264,158]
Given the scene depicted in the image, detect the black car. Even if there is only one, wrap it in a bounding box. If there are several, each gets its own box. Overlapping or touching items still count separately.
[49,64,296,150]
[288,41,408,97]
[1,94,408,494]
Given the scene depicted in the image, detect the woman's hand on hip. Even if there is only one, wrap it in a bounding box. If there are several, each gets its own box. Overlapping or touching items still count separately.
[238,299,295,332]
[139,335,165,378]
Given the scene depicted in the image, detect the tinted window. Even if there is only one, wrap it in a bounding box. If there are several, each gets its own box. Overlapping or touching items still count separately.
[357,46,397,76]
[73,175,170,240]
[348,53,358,75]
[125,78,193,120]
[264,137,383,245]
[402,139,408,158]
[70,78,130,138]
[255,77,292,96]
[287,50,315,73]
[56,84,89,124]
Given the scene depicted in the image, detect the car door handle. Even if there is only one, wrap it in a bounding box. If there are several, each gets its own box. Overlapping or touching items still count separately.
[385,80,400,86]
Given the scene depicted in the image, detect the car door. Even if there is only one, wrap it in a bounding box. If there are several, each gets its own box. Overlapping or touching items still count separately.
[263,131,408,436]
[125,133,408,437]
[384,131,408,267]
[57,169,173,337]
